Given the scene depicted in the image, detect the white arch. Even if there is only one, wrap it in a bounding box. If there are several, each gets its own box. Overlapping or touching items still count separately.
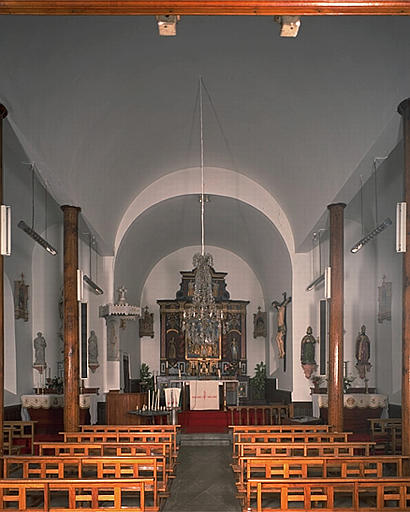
[115,167,295,258]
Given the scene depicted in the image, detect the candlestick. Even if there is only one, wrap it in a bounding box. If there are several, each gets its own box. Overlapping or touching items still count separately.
[148,390,151,410]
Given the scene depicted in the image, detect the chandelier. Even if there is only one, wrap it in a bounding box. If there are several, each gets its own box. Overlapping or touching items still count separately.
[183,78,221,347]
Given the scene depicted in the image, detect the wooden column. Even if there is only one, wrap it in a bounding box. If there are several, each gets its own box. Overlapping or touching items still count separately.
[399,98,410,459]
[327,202,346,432]
[0,104,7,459]
[61,205,81,432]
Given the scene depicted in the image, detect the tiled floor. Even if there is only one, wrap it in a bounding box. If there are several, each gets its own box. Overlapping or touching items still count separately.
[162,445,241,512]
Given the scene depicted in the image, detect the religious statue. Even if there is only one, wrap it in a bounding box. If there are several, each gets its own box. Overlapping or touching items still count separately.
[300,326,318,379]
[139,306,154,338]
[168,335,177,360]
[117,285,128,305]
[272,292,292,359]
[355,325,371,379]
[230,337,239,362]
[33,332,46,371]
[88,330,99,373]
[107,317,120,361]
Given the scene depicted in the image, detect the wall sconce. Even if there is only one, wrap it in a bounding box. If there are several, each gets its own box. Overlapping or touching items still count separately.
[324,266,331,299]
[350,218,392,254]
[396,202,406,253]
[156,15,180,36]
[274,16,301,37]
[1,205,11,256]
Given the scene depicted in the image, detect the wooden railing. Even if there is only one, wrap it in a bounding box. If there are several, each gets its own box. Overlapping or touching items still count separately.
[227,404,293,425]
[369,417,402,454]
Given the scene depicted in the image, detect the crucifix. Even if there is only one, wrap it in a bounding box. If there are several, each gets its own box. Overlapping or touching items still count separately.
[272,292,292,370]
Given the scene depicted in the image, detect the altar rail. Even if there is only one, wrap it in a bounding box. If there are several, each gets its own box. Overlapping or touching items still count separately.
[246,477,410,511]
[0,478,152,511]
[227,404,293,425]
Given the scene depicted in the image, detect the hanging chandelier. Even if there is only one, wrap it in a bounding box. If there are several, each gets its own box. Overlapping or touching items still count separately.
[183,78,221,347]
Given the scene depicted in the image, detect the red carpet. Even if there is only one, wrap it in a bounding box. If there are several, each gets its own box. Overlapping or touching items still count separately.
[178,410,229,433]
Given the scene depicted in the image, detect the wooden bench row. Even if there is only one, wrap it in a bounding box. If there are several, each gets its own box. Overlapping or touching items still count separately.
[230,424,332,434]
[234,455,409,495]
[369,418,402,454]
[0,478,153,511]
[246,477,410,511]
[236,441,375,458]
[233,432,351,458]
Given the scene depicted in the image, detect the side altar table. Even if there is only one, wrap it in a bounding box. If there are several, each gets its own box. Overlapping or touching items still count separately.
[312,393,388,433]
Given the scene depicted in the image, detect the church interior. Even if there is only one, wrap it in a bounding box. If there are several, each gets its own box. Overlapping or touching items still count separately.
[0,5,410,511]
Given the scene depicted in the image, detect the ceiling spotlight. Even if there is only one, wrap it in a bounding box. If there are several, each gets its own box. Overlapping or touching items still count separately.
[350,218,392,254]
[83,274,104,295]
[156,15,180,36]
[18,220,58,255]
[274,16,301,38]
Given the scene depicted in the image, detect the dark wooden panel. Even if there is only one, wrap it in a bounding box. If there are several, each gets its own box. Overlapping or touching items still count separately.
[106,392,146,425]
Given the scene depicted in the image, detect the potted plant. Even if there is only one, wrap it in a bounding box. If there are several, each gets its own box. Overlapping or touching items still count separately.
[250,362,266,401]
[139,363,153,391]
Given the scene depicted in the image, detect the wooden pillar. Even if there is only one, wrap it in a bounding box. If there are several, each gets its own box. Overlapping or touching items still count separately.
[61,205,81,432]
[0,104,7,459]
[327,202,346,432]
[398,98,410,458]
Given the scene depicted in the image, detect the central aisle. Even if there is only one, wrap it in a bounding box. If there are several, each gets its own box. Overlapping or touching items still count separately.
[162,445,241,512]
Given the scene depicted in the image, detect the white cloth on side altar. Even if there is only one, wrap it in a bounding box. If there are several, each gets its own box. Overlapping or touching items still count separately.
[165,387,181,408]
[190,380,219,410]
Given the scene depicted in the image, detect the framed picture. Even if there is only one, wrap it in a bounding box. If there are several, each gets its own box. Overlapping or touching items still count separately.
[238,381,248,398]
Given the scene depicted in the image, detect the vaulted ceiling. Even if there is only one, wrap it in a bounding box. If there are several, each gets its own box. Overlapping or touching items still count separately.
[1,15,409,271]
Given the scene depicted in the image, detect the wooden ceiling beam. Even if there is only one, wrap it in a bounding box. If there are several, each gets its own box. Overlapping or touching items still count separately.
[0,0,409,16]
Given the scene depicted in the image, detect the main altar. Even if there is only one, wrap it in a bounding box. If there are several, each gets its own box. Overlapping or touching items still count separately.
[157,266,248,379]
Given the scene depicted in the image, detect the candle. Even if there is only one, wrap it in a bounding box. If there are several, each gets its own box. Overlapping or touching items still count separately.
[148,390,151,410]
[218,369,221,379]
[178,368,181,379]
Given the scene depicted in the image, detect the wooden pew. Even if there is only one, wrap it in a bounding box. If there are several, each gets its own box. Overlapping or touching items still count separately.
[236,441,375,459]
[79,424,180,454]
[4,421,36,455]
[369,417,402,454]
[246,477,410,511]
[0,478,153,511]
[35,442,175,473]
[235,455,408,495]
[227,404,294,425]
[233,432,352,459]
[4,455,169,506]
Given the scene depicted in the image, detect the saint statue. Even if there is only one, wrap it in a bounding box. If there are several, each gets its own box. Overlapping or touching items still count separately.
[33,332,46,368]
[88,330,99,372]
[230,337,239,362]
[300,326,318,379]
[168,336,177,360]
[355,325,371,379]
[272,292,292,359]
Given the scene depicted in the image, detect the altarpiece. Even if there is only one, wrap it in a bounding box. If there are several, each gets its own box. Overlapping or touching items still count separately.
[158,267,248,378]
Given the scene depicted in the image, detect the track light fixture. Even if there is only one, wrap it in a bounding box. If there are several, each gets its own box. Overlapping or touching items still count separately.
[82,234,104,295]
[350,218,392,254]
[274,16,301,37]
[18,220,57,255]
[306,273,324,292]
[83,274,104,295]
[156,15,180,36]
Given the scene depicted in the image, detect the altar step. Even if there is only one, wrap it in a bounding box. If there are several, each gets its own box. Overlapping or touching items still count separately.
[179,432,232,446]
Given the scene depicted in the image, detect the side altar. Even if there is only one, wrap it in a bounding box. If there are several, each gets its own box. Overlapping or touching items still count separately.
[158,266,248,378]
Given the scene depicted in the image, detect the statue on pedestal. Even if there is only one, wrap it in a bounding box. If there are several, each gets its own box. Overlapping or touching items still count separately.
[33,332,47,372]
[300,326,317,379]
[355,325,371,379]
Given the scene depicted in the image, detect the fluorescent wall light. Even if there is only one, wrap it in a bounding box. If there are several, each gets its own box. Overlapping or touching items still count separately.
[83,274,104,295]
[77,269,84,302]
[396,202,406,253]
[1,205,11,256]
[18,220,58,255]
[350,217,392,254]
[324,266,331,299]
[306,273,325,292]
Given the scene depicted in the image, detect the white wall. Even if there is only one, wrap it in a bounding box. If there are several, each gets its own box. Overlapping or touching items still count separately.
[139,246,265,378]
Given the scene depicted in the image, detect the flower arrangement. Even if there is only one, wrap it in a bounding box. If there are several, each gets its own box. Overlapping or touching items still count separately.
[343,375,356,393]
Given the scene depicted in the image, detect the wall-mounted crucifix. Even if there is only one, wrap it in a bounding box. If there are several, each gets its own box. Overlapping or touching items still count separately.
[272,292,292,371]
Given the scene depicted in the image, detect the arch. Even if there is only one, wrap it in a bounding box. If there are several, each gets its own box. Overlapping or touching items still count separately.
[114,167,295,259]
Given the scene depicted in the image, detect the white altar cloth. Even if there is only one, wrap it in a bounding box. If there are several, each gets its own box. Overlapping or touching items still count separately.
[312,393,388,418]
[21,394,98,424]
[189,380,219,410]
